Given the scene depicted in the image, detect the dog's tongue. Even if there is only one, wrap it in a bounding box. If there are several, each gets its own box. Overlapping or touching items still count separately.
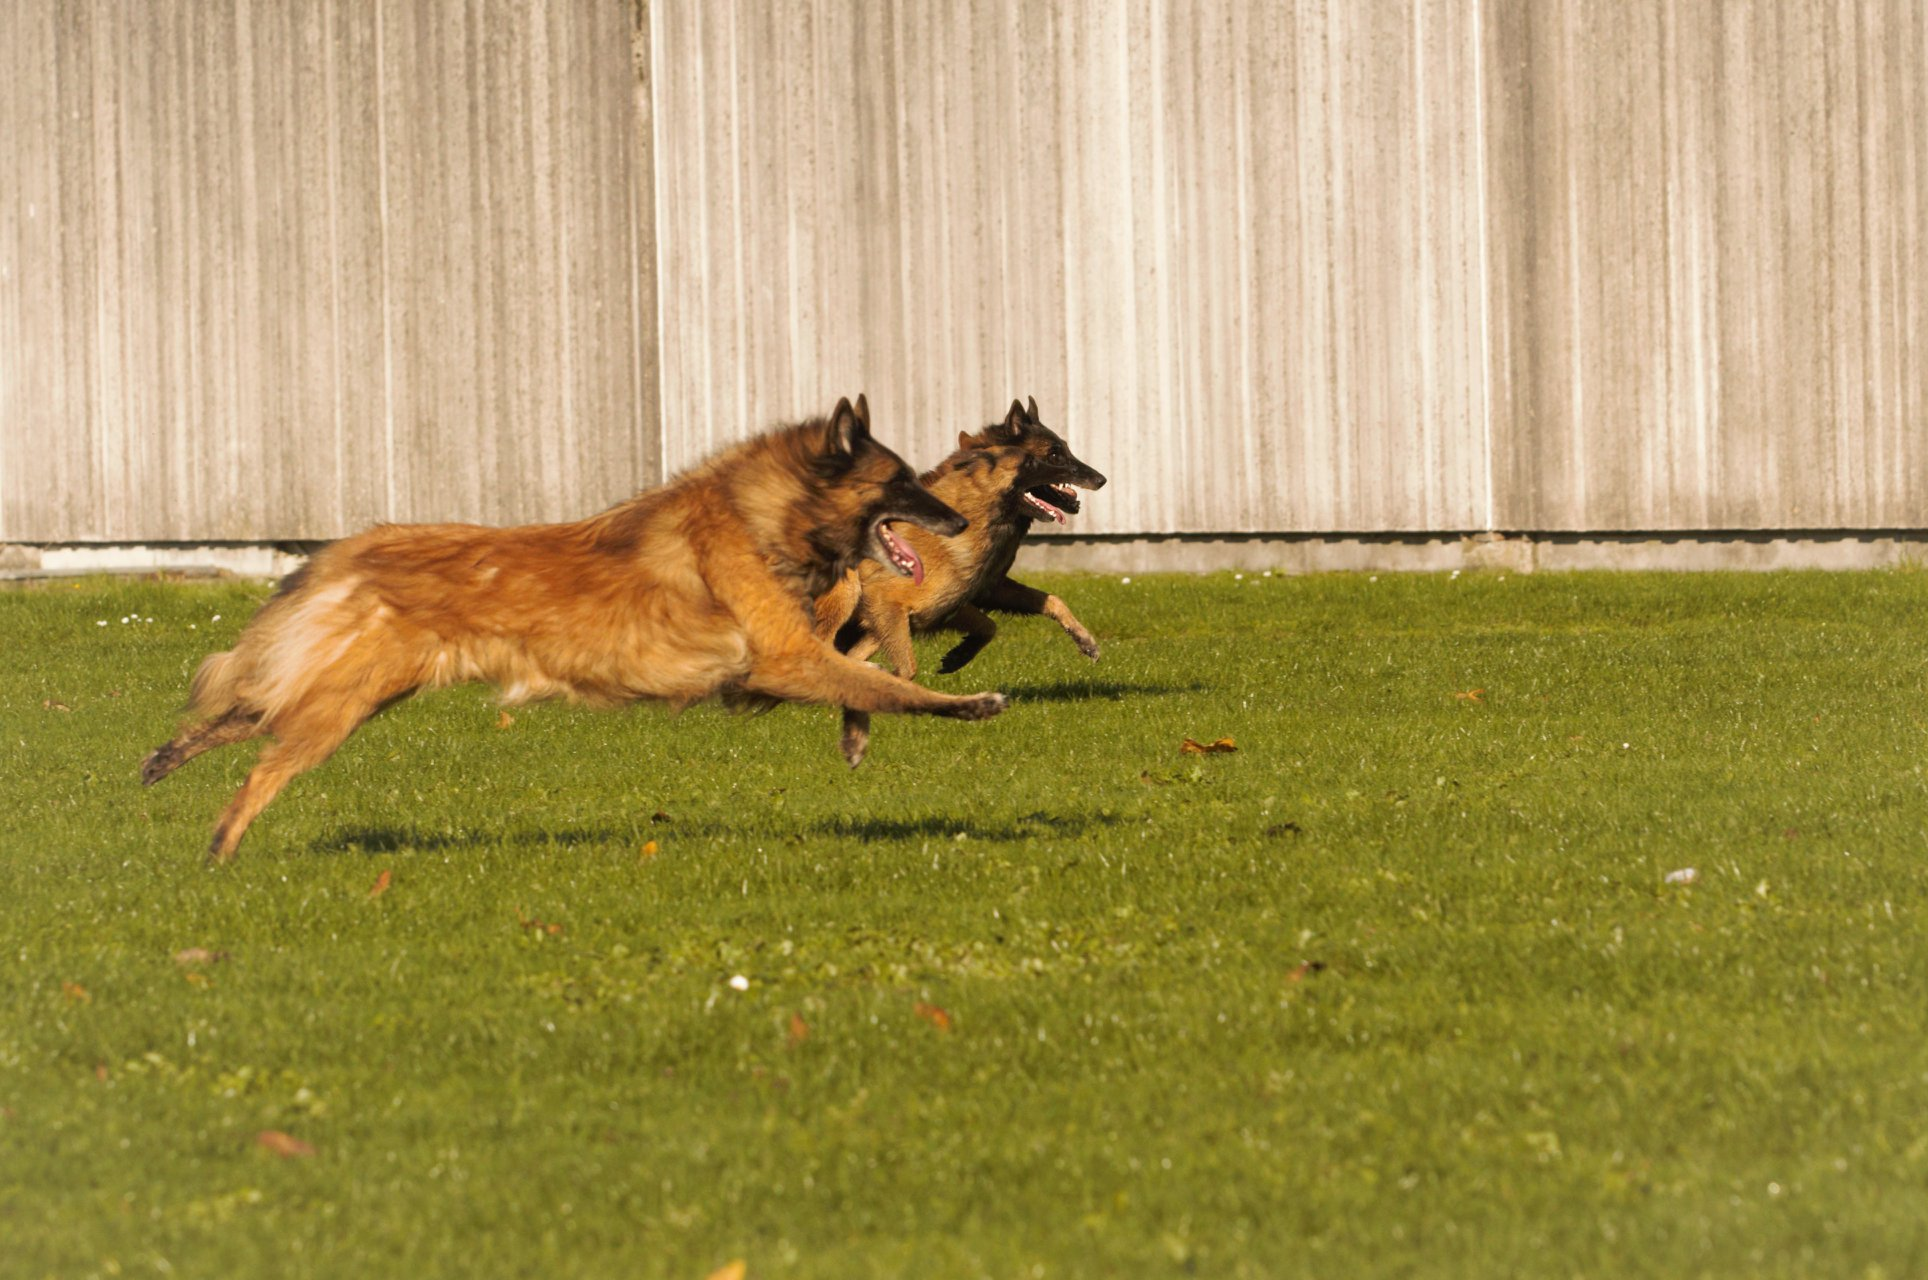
[882,523,925,583]
[1023,492,1068,524]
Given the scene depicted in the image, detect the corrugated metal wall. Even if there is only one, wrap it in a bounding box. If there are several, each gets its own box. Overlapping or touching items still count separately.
[1488,1,1927,530]
[650,0,1496,534]
[3,1,1924,542]
[0,0,652,543]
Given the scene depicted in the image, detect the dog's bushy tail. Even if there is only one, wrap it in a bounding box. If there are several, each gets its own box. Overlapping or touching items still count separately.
[141,650,264,787]
[187,650,243,720]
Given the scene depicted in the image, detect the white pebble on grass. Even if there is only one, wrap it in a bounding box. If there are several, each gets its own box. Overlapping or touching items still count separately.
[1120,576,1132,585]
[1664,868,1698,886]
[96,620,107,627]
[727,974,750,992]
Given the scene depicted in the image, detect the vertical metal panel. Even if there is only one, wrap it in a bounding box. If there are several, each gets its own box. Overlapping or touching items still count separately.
[0,0,654,542]
[649,0,1495,534]
[1498,0,1928,530]
[5,0,1926,544]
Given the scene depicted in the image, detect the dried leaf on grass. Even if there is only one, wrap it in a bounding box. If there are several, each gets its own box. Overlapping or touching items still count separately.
[172,947,229,967]
[1180,737,1237,755]
[786,1013,810,1049]
[1286,961,1327,983]
[367,869,392,899]
[256,1130,315,1158]
[705,1262,747,1280]
[1452,689,1485,703]
[42,699,71,712]
[61,981,91,1004]
[641,840,660,859]
[517,912,564,936]
[914,1002,953,1033]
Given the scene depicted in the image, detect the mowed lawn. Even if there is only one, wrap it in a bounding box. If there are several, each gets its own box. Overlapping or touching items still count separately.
[4,570,1928,1279]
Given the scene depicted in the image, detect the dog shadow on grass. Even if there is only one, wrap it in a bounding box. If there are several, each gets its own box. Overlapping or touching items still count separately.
[314,807,1122,855]
[992,678,1205,703]
[311,825,629,855]
[794,809,1127,843]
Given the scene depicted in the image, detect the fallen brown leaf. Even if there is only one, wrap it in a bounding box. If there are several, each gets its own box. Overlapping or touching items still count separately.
[1286,961,1327,983]
[94,1063,109,1081]
[496,709,514,729]
[61,981,91,1004]
[641,840,660,859]
[914,1002,953,1033]
[706,1262,747,1280]
[1452,689,1485,703]
[367,869,392,899]
[256,1130,315,1158]
[651,809,672,823]
[1180,737,1238,755]
[786,1013,810,1049]
[184,971,210,987]
[172,947,229,967]
[42,699,71,712]
[517,912,564,936]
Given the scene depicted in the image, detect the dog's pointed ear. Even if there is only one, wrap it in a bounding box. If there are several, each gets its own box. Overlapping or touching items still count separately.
[1025,395,1039,420]
[826,397,867,455]
[854,393,871,428]
[979,399,1024,444]
[958,429,984,450]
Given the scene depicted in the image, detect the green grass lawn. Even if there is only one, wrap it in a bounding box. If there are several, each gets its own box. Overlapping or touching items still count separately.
[4,569,1928,1278]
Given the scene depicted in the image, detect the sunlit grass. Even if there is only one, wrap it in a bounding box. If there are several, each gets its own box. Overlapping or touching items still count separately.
[4,569,1927,1278]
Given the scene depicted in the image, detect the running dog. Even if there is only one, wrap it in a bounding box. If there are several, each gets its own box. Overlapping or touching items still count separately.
[814,397,1105,764]
[142,396,1007,863]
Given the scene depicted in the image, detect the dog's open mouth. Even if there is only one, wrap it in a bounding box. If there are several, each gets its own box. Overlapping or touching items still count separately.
[1021,483,1081,523]
[875,521,925,583]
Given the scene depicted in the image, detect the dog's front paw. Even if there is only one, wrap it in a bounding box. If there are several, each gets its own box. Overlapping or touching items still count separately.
[949,692,1008,721]
[1072,630,1100,661]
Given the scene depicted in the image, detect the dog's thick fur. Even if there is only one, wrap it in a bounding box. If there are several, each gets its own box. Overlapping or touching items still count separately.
[142,397,1006,863]
[813,398,1106,764]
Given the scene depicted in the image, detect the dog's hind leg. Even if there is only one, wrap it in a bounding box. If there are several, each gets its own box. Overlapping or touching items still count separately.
[204,692,388,865]
[975,577,1099,661]
[935,603,998,674]
[141,708,265,785]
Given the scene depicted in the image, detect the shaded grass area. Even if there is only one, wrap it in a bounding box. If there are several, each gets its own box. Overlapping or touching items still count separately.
[4,570,1928,1278]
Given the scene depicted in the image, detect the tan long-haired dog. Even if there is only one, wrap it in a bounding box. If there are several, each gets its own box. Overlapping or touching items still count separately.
[814,398,1106,764]
[142,397,1006,863]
